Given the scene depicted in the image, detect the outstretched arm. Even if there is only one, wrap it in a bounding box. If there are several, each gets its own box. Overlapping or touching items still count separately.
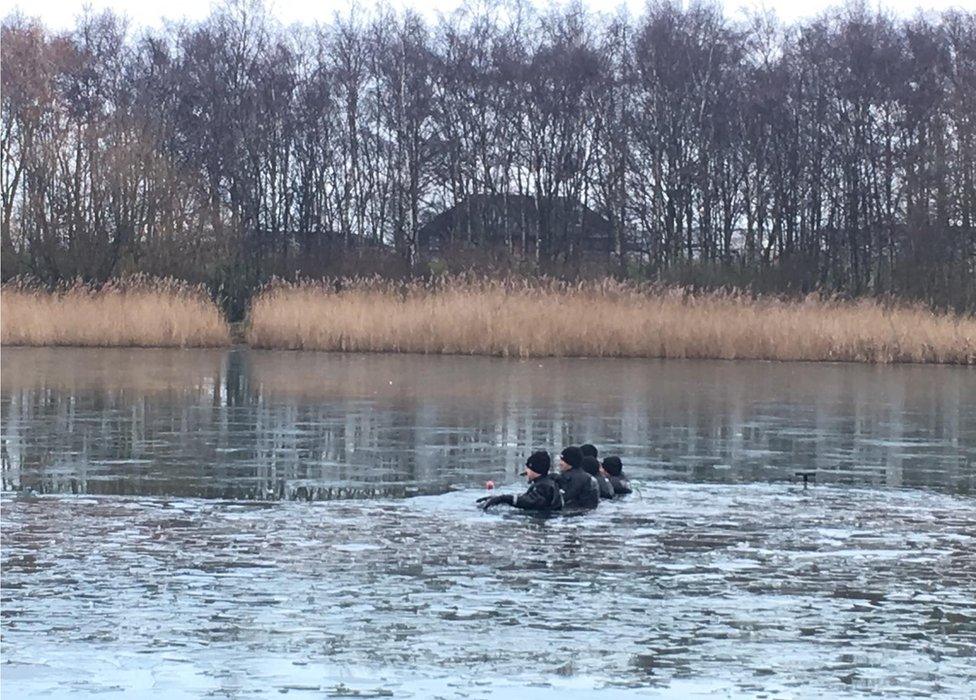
[479,494,515,510]
[511,482,557,511]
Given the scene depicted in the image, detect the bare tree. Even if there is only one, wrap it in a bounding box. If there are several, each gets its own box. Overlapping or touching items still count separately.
[2,0,974,311]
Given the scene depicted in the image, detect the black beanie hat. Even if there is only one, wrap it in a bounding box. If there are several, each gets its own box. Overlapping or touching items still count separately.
[602,456,623,477]
[560,446,583,470]
[581,456,601,476]
[524,450,551,476]
[580,444,598,459]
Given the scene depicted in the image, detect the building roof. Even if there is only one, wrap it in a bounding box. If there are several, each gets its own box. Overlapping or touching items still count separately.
[417,194,615,256]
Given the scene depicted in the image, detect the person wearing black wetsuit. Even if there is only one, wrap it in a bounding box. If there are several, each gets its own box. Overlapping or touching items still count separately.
[580,444,615,500]
[478,451,563,512]
[601,455,632,495]
[555,446,600,509]
[582,455,615,500]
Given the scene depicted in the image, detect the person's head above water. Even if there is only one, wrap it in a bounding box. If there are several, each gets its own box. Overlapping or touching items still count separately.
[559,446,583,471]
[522,450,551,479]
[581,456,601,477]
[580,444,598,459]
[602,456,623,477]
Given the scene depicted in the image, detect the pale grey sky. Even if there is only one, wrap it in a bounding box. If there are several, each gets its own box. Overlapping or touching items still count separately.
[1,0,969,30]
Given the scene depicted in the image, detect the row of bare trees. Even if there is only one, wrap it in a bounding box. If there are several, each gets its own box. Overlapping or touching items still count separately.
[3,0,975,316]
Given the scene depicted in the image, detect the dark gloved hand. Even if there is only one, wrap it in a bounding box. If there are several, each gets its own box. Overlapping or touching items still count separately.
[480,494,514,510]
[475,495,492,504]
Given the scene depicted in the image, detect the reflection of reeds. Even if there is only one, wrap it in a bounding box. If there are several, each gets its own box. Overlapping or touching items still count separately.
[247,278,976,364]
[1,277,230,348]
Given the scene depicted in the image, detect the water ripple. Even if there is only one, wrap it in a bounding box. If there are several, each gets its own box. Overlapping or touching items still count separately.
[3,484,975,697]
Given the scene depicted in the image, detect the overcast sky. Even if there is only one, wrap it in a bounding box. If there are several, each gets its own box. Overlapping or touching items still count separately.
[1,0,969,31]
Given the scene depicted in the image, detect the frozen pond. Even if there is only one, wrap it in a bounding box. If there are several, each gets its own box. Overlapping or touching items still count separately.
[2,348,975,697]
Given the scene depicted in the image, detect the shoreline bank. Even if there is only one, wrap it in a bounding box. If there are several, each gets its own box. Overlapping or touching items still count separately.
[245,281,976,365]
[4,344,976,369]
[0,280,230,349]
[3,280,975,364]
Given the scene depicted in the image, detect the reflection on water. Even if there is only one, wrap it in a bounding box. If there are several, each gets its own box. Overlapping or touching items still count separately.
[2,348,975,697]
[2,348,974,498]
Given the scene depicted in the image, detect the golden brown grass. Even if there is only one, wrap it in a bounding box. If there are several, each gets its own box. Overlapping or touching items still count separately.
[246,278,976,364]
[1,278,231,348]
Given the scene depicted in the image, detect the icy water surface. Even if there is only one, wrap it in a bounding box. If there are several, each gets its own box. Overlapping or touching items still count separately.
[2,348,975,697]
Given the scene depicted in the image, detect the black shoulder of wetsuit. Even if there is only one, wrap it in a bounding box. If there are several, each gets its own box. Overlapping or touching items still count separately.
[512,474,563,511]
[597,474,615,500]
[559,467,600,509]
[582,474,600,508]
[609,475,632,495]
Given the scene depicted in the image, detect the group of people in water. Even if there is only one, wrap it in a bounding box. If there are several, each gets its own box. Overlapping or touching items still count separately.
[476,444,631,512]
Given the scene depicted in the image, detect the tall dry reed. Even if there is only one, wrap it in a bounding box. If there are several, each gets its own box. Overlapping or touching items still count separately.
[1,278,231,348]
[246,278,976,364]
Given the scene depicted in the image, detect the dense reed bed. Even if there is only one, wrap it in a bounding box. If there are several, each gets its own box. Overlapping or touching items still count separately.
[247,279,976,364]
[1,278,231,348]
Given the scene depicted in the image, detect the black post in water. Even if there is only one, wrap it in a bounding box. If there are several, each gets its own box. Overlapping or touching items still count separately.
[795,471,817,489]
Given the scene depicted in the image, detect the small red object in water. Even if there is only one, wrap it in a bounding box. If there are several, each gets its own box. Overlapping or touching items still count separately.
[485,480,495,490]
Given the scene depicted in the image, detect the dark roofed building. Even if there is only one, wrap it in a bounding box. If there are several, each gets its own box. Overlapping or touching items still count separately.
[417,194,617,259]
